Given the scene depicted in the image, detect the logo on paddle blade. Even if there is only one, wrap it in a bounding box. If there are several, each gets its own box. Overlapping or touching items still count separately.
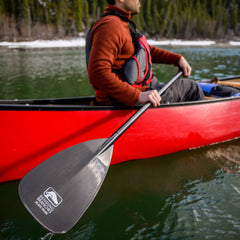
[35,187,63,215]
[43,187,63,207]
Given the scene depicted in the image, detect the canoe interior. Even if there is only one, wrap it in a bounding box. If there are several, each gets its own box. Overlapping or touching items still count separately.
[0,76,240,109]
[0,96,97,107]
[0,94,240,111]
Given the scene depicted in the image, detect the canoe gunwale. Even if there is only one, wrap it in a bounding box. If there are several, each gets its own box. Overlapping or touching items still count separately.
[0,96,240,111]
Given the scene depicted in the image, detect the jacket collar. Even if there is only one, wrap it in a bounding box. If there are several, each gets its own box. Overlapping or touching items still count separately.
[105,4,133,20]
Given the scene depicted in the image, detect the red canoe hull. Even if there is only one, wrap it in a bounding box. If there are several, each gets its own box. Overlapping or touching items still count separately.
[1,97,240,183]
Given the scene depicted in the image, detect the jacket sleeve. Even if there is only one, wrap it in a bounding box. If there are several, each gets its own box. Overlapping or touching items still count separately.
[150,46,182,66]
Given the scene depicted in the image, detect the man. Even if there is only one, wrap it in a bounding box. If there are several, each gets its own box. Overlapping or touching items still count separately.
[87,0,204,107]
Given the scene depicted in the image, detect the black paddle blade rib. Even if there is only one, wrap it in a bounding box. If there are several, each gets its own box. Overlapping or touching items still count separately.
[18,138,113,234]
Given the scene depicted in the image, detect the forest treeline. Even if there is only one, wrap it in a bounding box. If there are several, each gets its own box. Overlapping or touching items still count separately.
[0,0,239,41]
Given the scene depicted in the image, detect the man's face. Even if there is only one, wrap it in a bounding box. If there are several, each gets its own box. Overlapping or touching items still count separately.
[123,0,141,15]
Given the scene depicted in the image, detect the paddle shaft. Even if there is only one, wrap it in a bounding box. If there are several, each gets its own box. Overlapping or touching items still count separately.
[98,71,183,155]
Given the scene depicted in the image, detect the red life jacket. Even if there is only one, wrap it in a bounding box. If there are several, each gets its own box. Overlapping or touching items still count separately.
[123,33,153,87]
[86,11,153,90]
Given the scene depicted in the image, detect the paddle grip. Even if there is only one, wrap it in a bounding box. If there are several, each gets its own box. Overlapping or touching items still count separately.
[98,71,183,155]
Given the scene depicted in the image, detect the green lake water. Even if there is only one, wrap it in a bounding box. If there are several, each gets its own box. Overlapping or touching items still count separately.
[0,47,240,239]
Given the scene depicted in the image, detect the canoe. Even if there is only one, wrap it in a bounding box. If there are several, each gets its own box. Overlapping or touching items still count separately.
[1,76,240,183]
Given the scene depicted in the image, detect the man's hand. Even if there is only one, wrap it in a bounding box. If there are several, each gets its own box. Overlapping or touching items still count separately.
[178,57,192,77]
[138,90,161,107]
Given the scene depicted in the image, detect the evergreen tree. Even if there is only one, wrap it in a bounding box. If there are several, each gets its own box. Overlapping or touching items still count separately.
[0,1,4,14]
[232,0,239,33]
[0,0,239,41]
[83,0,90,29]
[73,0,83,32]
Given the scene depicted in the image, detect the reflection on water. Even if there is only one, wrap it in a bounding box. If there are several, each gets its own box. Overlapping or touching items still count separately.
[41,232,54,240]
[0,49,93,99]
[68,140,240,240]
[0,139,239,239]
[207,143,240,174]
[0,48,240,239]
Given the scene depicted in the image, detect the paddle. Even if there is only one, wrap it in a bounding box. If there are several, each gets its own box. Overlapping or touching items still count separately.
[18,71,183,234]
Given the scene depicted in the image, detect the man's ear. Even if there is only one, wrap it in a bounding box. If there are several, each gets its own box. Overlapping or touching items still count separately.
[115,0,125,8]
[117,0,125,4]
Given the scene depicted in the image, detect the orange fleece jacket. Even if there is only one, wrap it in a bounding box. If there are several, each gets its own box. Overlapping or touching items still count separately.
[88,5,182,106]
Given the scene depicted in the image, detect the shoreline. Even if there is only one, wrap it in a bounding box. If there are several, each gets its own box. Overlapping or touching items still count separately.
[0,38,240,52]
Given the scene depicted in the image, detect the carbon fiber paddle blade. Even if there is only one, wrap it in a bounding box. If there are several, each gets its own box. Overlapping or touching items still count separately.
[18,138,113,234]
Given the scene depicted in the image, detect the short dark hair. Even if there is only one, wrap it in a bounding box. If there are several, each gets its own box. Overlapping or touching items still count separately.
[107,0,116,4]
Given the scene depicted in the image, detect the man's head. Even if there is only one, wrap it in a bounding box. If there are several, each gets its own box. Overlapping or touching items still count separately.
[107,0,141,15]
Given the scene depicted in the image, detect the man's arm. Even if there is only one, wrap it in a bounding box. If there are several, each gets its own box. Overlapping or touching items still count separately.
[150,46,191,77]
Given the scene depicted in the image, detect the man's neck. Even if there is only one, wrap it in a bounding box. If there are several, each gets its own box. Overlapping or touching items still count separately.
[114,1,125,11]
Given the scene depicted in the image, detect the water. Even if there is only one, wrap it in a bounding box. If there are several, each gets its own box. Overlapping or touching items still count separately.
[0,47,240,239]
[0,47,239,99]
[0,49,93,100]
